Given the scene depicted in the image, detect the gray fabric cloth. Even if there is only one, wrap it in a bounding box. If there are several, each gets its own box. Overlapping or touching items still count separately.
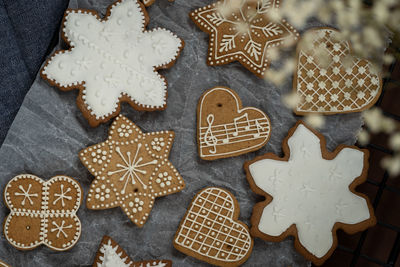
[0,0,69,145]
[0,0,364,266]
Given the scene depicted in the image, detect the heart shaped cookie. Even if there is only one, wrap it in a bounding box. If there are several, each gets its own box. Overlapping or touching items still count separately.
[174,187,253,267]
[293,27,382,115]
[197,86,271,160]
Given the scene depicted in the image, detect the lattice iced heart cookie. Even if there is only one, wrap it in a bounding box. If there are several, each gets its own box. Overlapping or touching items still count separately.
[93,236,172,267]
[3,174,82,251]
[174,187,253,267]
[293,28,382,115]
[198,86,271,160]
[190,0,299,78]
[79,115,185,227]
[41,0,184,127]
[244,121,376,265]
[141,0,174,7]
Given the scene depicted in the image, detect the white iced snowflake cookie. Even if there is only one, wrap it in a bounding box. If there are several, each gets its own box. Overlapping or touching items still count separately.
[244,121,376,265]
[3,174,82,251]
[94,236,172,267]
[41,0,184,127]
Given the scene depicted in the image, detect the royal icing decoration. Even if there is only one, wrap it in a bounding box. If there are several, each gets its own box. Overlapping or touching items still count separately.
[3,174,82,251]
[245,121,376,265]
[294,28,382,114]
[79,115,185,226]
[41,0,183,126]
[94,236,172,267]
[174,187,253,266]
[198,87,271,160]
[190,0,299,77]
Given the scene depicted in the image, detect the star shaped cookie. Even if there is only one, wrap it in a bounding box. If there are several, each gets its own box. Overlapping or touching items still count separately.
[41,0,183,127]
[94,236,172,266]
[190,0,299,77]
[79,115,185,227]
[244,121,376,265]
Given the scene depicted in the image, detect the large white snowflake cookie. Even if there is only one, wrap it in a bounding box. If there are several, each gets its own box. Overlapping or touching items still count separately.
[41,0,184,127]
[3,174,82,251]
[244,121,376,265]
[79,115,185,227]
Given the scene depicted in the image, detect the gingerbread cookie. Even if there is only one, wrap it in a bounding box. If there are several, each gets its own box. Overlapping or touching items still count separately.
[79,115,185,227]
[244,121,376,265]
[93,236,171,267]
[3,174,82,251]
[293,28,382,115]
[41,0,184,127]
[190,0,299,78]
[197,86,271,160]
[141,0,174,7]
[174,187,253,267]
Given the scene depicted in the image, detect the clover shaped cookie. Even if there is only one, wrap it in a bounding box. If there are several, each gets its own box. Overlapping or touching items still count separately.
[41,0,183,127]
[3,174,82,251]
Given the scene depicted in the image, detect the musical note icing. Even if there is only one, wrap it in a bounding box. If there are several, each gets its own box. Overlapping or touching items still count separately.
[204,114,218,154]
[197,87,271,160]
[233,113,251,137]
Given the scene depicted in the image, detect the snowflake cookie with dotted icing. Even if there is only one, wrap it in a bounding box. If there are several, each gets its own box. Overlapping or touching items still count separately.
[3,174,82,251]
[244,121,376,265]
[79,115,185,226]
[293,28,382,115]
[190,0,299,78]
[41,0,184,127]
[174,187,253,267]
[94,236,172,267]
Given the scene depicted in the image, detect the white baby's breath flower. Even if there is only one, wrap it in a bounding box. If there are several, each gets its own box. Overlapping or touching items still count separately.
[389,133,400,151]
[357,129,370,146]
[363,26,383,49]
[305,114,325,129]
[283,92,301,109]
[381,117,397,134]
[382,155,400,177]
[363,108,384,133]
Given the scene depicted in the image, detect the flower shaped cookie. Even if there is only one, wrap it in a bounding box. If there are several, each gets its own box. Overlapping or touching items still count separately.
[3,174,82,251]
[41,0,183,126]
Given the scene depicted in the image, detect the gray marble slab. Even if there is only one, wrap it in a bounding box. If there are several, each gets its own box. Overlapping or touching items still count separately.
[0,0,364,266]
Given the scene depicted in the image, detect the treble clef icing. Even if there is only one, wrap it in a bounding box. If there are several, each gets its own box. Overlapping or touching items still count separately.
[204,114,218,154]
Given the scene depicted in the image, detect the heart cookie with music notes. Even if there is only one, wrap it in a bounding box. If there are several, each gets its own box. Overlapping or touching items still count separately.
[197,86,271,160]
